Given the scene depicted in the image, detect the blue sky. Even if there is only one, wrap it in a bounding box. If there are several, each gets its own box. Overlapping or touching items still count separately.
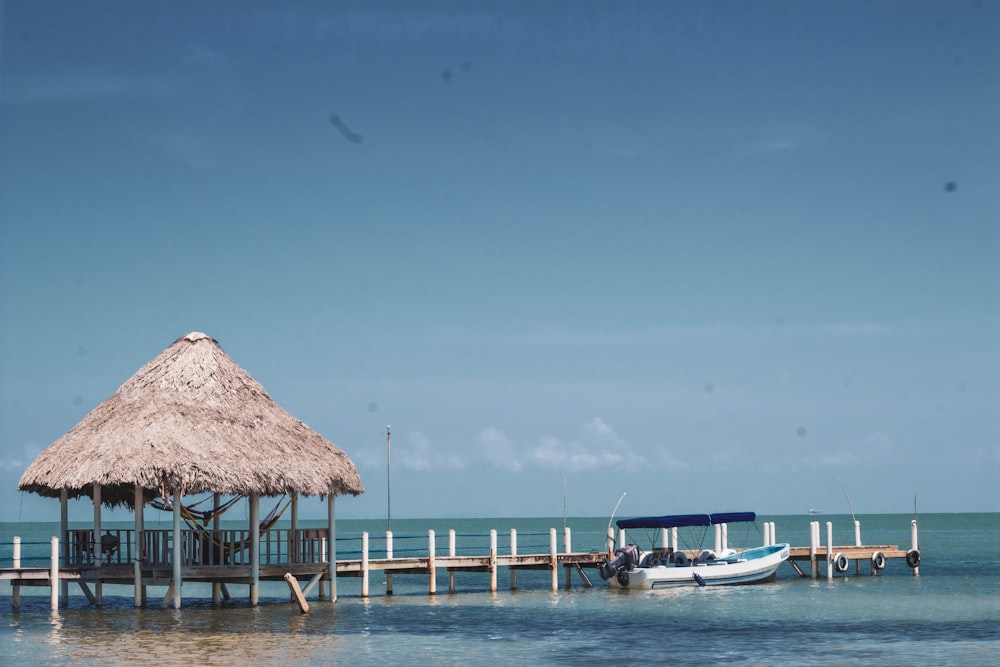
[1,1,997,523]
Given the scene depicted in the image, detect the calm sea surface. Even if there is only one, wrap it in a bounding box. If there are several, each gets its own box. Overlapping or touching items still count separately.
[2,513,998,666]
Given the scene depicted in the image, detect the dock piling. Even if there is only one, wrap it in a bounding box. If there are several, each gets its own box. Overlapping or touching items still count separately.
[826,522,833,580]
[428,530,437,595]
[549,528,558,591]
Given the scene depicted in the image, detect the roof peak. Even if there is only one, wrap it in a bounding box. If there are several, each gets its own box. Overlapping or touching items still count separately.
[183,331,212,342]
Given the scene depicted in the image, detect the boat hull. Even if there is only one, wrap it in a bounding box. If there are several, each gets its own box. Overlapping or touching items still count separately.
[607,544,790,589]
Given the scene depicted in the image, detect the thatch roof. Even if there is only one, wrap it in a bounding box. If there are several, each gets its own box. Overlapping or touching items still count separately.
[19,332,364,508]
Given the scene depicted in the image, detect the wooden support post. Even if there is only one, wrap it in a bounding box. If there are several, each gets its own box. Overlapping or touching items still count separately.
[50,537,59,611]
[826,522,833,580]
[809,521,818,578]
[510,529,518,591]
[386,531,394,595]
[134,485,144,608]
[489,530,497,593]
[302,571,324,597]
[12,536,20,609]
[172,487,182,609]
[213,493,222,604]
[328,494,337,602]
[563,527,572,589]
[361,532,369,599]
[60,489,69,607]
[161,581,175,610]
[284,573,310,614]
[250,494,260,605]
[77,581,96,605]
[93,483,102,607]
[428,530,437,595]
[449,529,457,594]
[549,528,558,592]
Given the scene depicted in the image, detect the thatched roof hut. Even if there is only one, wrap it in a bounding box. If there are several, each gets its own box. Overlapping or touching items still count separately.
[19,331,364,507]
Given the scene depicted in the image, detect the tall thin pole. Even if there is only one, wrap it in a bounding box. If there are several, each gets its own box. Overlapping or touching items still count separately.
[387,425,391,532]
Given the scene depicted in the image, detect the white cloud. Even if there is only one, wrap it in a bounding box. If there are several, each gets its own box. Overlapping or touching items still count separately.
[476,418,647,473]
[475,427,522,472]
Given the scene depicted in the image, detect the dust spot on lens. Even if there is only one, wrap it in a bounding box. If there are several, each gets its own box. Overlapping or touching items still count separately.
[367,402,378,413]
[943,181,958,192]
[796,426,808,438]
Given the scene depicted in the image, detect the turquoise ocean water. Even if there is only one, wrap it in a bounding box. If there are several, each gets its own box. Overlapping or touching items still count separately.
[1,513,998,666]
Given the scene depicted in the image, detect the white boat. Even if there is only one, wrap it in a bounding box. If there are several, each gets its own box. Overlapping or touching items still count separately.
[599,512,790,589]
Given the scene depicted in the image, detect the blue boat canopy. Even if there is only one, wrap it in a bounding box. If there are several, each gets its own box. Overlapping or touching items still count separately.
[616,512,756,530]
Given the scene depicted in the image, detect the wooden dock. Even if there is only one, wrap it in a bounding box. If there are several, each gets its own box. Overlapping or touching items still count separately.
[1,519,922,610]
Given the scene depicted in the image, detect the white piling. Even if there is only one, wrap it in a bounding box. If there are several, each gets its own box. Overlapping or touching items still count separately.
[386,531,393,595]
[809,521,818,578]
[714,524,722,552]
[50,536,59,611]
[549,528,558,591]
[771,522,777,546]
[563,527,572,589]
[361,532,369,599]
[619,528,625,550]
[510,529,518,590]
[671,527,678,555]
[721,523,728,551]
[489,529,498,593]
[450,529,457,593]
[826,522,833,580]
[12,536,22,610]
[911,520,920,577]
[428,530,437,595]
[661,527,669,552]
[855,520,862,574]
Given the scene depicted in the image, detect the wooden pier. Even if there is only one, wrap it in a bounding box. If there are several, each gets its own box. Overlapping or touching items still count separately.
[1,519,921,611]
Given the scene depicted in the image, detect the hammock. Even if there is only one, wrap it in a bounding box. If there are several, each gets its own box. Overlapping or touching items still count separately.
[149,494,293,564]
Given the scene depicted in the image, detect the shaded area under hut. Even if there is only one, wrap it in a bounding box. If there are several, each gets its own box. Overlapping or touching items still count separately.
[18,331,364,609]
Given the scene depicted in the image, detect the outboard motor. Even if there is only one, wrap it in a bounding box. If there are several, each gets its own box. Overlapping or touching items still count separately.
[599,544,639,581]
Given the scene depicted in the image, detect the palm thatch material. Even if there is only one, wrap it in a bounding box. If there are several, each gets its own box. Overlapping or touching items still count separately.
[19,332,364,508]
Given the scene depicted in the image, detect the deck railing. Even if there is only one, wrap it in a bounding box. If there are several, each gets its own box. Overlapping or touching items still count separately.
[64,528,330,568]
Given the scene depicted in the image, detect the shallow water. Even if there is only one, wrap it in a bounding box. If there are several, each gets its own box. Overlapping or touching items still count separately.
[2,514,998,666]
